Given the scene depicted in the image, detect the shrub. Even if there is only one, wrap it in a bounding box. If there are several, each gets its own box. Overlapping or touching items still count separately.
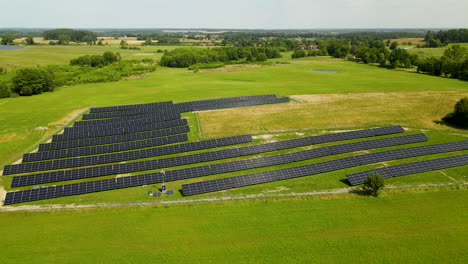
[70,52,121,67]
[188,62,225,71]
[0,79,10,98]
[291,49,306,59]
[12,67,54,96]
[363,173,385,197]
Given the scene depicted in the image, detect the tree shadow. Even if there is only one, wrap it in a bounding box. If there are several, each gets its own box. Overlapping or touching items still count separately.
[433,120,468,130]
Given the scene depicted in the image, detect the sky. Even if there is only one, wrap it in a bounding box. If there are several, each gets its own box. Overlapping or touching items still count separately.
[1,0,467,29]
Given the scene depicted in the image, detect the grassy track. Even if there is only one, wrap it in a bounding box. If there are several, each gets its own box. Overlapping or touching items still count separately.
[0,190,467,263]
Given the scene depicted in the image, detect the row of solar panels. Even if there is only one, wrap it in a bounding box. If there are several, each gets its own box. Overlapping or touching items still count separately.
[55,119,188,144]
[70,111,181,129]
[346,154,468,185]
[88,95,279,114]
[79,98,288,129]
[11,126,405,174]
[25,133,189,163]
[8,134,251,176]
[89,100,174,113]
[176,97,290,112]
[2,131,426,205]
[181,141,468,196]
[7,126,403,183]
[10,135,253,187]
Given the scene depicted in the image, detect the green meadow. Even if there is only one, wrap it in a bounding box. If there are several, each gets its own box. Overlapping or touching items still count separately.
[0,190,467,264]
[0,44,467,262]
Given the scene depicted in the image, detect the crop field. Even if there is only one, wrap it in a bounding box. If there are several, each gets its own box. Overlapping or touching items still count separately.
[0,44,467,262]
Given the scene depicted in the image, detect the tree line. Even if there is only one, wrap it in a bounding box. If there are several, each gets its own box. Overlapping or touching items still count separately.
[43,29,97,43]
[160,47,282,68]
[0,52,155,97]
[417,45,468,80]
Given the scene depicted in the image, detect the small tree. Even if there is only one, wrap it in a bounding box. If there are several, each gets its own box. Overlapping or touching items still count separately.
[363,173,385,197]
[25,36,35,45]
[389,41,399,50]
[1,34,16,45]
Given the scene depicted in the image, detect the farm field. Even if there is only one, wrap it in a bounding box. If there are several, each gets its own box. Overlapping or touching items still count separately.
[0,189,467,263]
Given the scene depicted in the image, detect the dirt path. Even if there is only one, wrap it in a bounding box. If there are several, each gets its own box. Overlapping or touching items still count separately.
[0,183,461,212]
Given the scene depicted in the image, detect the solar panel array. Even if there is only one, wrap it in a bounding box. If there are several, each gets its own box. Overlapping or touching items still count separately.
[3,133,426,204]
[10,135,252,186]
[8,126,403,186]
[46,122,189,150]
[181,140,468,195]
[6,135,252,176]
[346,154,468,185]
[24,133,189,162]
[176,97,290,112]
[89,100,174,113]
[83,102,176,120]
[73,111,181,128]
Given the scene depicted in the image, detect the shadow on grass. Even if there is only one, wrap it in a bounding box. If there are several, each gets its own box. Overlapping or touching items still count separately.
[340,178,352,186]
[433,120,468,130]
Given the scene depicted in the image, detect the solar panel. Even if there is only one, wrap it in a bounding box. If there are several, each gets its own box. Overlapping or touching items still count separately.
[153,192,162,197]
[9,135,253,184]
[74,111,181,128]
[90,101,174,113]
[3,133,428,204]
[41,124,189,151]
[7,126,405,184]
[166,190,174,195]
[24,133,189,162]
[181,140,468,195]
[89,95,279,114]
[55,118,188,142]
[346,154,468,185]
[83,105,179,120]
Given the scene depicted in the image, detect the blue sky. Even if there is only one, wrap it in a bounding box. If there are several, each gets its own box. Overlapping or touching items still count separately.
[1,0,467,28]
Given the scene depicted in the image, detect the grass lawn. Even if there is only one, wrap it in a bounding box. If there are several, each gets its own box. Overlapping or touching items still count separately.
[0,189,467,263]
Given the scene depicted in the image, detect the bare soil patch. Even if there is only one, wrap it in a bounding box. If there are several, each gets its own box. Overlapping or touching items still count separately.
[48,108,88,126]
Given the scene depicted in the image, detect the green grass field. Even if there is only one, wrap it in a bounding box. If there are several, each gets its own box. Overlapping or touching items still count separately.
[408,43,468,58]
[0,44,467,263]
[0,190,467,263]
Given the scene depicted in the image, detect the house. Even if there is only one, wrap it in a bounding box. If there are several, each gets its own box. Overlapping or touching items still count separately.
[298,44,319,50]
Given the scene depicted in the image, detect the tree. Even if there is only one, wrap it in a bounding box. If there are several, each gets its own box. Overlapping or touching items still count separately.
[97,39,103,46]
[57,34,71,45]
[442,97,468,128]
[11,67,55,96]
[388,48,414,68]
[256,53,267,62]
[389,41,399,50]
[143,37,152,46]
[291,49,306,59]
[120,40,128,49]
[25,36,35,45]
[1,34,16,45]
[363,173,385,197]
